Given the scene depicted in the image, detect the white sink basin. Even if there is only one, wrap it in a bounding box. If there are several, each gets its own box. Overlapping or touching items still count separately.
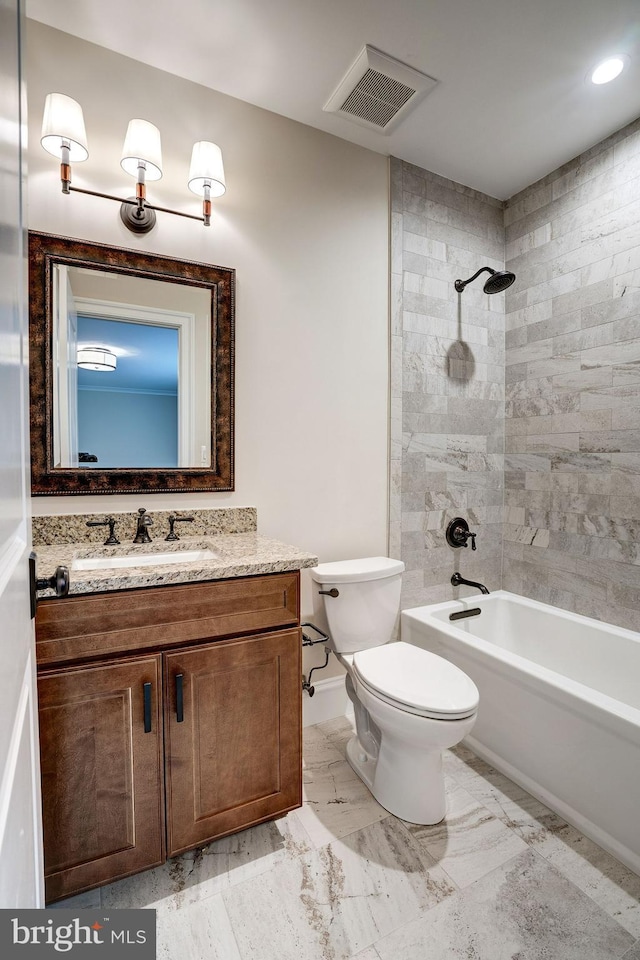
[72,549,218,571]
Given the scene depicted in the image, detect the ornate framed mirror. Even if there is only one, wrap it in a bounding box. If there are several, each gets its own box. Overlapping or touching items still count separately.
[29,232,234,494]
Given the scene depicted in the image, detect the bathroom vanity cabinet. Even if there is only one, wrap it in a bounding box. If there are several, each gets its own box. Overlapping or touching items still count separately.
[35,572,302,903]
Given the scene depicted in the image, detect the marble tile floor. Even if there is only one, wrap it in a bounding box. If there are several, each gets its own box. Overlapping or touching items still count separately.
[56,717,640,960]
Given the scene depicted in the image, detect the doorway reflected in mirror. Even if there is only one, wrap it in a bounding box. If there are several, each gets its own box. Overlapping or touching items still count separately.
[52,262,211,470]
[76,317,179,468]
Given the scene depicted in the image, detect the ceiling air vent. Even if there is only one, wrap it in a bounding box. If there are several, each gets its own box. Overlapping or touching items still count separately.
[324,45,438,134]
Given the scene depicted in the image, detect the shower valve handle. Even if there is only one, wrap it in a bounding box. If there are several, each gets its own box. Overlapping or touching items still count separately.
[446,517,478,551]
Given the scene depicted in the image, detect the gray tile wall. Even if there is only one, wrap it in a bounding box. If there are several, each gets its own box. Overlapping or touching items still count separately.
[503,118,640,631]
[390,159,506,607]
[392,118,640,629]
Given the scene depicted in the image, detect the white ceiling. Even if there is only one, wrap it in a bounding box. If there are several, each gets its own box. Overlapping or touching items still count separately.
[26,0,640,199]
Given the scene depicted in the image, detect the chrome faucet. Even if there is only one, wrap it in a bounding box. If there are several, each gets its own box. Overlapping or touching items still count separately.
[133,507,153,543]
[451,572,490,595]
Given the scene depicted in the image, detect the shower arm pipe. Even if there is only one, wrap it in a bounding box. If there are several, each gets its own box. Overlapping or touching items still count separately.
[454,267,494,293]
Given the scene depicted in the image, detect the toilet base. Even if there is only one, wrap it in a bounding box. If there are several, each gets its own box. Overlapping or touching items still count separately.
[346,734,376,790]
[346,732,447,824]
[346,676,478,825]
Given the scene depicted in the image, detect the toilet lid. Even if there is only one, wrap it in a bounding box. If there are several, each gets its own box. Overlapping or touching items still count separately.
[352,642,479,719]
[311,557,405,583]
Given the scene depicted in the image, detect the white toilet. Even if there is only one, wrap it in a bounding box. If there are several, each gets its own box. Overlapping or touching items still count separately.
[311,557,479,824]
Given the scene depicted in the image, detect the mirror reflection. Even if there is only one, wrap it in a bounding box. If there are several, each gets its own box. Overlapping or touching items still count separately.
[53,265,211,469]
[29,232,234,496]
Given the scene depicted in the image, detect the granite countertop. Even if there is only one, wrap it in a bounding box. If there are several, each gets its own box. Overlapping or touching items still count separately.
[36,532,318,597]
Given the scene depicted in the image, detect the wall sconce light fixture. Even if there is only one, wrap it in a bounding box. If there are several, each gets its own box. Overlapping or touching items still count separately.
[41,93,226,233]
[77,347,117,371]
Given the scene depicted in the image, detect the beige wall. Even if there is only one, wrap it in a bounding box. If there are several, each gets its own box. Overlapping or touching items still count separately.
[26,22,390,657]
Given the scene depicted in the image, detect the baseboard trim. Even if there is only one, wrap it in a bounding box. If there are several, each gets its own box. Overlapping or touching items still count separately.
[303,676,353,727]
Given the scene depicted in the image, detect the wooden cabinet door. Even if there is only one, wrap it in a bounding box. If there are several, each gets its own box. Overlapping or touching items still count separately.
[38,655,164,902]
[164,629,301,856]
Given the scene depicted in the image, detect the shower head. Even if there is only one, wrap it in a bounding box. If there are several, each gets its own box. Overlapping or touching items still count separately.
[454,267,516,295]
[483,270,516,294]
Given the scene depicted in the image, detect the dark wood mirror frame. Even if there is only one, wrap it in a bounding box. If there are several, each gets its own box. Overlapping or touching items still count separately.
[29,232,234,495]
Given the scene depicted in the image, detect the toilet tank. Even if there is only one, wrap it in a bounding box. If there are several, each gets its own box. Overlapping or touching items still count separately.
[311,557,405,654]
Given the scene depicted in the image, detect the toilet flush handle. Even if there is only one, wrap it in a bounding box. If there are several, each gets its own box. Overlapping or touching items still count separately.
[318,588,339,598]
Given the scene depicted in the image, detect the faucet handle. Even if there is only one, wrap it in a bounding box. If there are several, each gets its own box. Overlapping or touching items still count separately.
[446,517,477,550]
[86,516,120,545]
[165,515,195,541]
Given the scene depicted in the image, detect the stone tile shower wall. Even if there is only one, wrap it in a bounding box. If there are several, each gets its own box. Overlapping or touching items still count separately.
[503,118,640,632]
[390,159,506,607]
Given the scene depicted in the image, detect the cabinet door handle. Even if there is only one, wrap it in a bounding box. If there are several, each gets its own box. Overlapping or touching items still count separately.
[175,673,184,723]
[143,682,152,733]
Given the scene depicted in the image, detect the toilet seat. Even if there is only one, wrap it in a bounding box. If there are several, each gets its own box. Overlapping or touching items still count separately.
[352,642,479,720]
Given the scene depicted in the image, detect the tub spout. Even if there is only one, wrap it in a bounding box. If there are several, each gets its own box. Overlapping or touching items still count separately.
[451,572,490,595]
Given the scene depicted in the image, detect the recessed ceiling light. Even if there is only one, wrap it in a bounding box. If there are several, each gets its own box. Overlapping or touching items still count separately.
[590,56,627,85]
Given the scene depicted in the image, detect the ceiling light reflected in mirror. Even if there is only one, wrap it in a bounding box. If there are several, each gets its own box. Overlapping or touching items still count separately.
[76,346,117,371]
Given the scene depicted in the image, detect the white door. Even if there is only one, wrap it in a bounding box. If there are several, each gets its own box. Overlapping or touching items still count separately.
[0,0,44,907]
[53,265,79,467]
[67,302,79,467]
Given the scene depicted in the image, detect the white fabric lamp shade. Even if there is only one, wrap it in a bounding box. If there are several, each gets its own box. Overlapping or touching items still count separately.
[120,119,163,180]
[188,141,226,197]
[40,93,89,161]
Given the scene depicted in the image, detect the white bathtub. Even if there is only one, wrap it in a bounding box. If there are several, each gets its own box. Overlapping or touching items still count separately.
[401,590,640,875]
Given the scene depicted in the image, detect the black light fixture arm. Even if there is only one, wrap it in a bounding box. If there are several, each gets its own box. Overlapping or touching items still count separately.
[58,162,208,232]
[455,267,494,293]
[67,185,207,228]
